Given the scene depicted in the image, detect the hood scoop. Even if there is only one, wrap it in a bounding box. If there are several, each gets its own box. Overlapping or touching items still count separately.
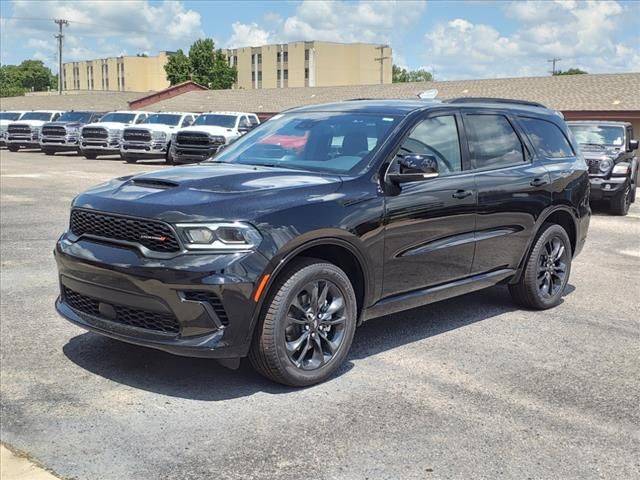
[130,178,179,189]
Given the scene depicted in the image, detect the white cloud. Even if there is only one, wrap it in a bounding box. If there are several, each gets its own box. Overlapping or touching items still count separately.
[425,0,640,79]
[1,0,204,69]
[226,0,426,48]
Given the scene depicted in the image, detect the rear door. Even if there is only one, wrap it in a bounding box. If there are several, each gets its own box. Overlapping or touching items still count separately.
[463,111,552,274]
[382,111,477,298]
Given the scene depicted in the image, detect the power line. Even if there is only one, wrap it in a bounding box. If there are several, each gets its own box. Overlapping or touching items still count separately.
[54,19,69,95]
[547,57,562,75]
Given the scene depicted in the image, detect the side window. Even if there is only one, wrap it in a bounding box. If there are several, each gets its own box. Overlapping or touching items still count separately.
[239,116,251,128]
[52,113,61,121]
[135,114,146,124]
[627,126,634,148]
[519,117,574,158]
[249,115,259,126]
[181,115,193,127]
[465,114,525,169]
[397,116,462,174]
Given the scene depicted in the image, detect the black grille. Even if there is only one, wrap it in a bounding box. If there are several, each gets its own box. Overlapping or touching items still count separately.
[42,125,67,137]
[586,158,602,175]
[176,131,221,147]
[8,124,31,135]
[123,129,151,142]
[62,286,180,334]
[183,291,229,325]
[70,209,181,253]
[82,127,108,139]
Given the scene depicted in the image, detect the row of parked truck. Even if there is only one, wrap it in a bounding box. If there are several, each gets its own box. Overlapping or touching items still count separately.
[0,109,260,164]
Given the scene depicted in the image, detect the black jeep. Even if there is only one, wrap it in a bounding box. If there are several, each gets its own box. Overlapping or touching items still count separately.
[55,98,590,386]
[567,121,638,215]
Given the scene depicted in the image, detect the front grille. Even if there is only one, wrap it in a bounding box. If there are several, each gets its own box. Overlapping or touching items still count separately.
[183,291,229,325]
[70,209,181,253]
[8,124,31,135]
[62,286,180,334]
[586,158,602,175]
[176,131,222,148]
[42,125,67,137]
[82,127,108,139]
[123,129,151,142]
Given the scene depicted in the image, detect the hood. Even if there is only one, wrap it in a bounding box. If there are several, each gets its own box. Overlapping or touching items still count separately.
[44,121,84,128]
[83,121,132,131]
[125,123,178,133]
[9,120,48,127]
[0,119,18,127]
[73,163,343,223]
[179,125,235,136]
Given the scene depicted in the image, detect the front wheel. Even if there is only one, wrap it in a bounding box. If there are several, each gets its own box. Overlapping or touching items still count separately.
[509,223,572,310]
[249,259,357,387]
[83,152,97,159]
[8,145,19,152]
[43,149,55,156]
[610,181,631,216]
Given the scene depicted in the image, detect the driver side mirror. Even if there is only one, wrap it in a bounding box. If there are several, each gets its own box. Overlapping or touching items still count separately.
[630,139,639,151]
[388,154,439,183]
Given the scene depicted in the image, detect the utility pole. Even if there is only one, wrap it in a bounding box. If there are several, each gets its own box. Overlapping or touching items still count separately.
[375,45,390,84]
[54,19,69,95]
[547,57,562,75]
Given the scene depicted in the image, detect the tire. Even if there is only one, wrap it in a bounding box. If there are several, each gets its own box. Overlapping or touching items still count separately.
[84,152,97,159]
[249,259,357,387]
[630,179,636,204]
[43,149,55,156]
[124,156,137,164]
[509,223,572,310]
[8,145,19,152]
[610,181,631,216]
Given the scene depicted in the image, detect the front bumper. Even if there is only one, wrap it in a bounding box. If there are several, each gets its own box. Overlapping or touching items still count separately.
[588,176,627,200]
[172,146,220,164]
[81,137,121,154]
[41,135,80,151]
[121,140,168,158]
[6,135,40,148]
[54,235,269,358]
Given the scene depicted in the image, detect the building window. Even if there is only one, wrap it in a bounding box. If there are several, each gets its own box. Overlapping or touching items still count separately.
[257,53,262,64]
[305,49,309,61]
[284,69,288,80]
[277,51,288,63]
[305,68,309,79]
[257,71,262,81]
[251,71,255,82]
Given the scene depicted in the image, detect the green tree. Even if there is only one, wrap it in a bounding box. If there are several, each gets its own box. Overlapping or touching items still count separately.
[553,68,588,76]
[393,64,433,83]
[164,49,191,85]
[164,39,236,89]
[19,60,52,91]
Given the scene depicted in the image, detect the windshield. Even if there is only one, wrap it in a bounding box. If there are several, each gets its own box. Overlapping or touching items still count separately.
[21,112,54,121]
[142,114,182,125]
[100,112,136,124]
[207,112,400,174]
[0,112,22,121]
[569,125,625,147]
[193,114,237,128]
[57,111,93,123]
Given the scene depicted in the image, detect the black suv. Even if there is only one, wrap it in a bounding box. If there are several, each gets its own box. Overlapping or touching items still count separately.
[40,111,105,155]
[55,98,590,386]
[567,121,638,215]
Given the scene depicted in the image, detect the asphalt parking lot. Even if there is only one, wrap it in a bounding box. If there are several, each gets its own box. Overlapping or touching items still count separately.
[1,149,638,480]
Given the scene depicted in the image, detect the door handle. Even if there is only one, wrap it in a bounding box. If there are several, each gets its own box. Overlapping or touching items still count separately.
[452,189,473,199]
[530,178,549,187]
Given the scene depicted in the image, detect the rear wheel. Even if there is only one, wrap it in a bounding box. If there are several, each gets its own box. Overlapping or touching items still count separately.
[509,223,572,310]
[8,145,19,152]
[84,152,97,159]
[124,156,137,164]
[43,149,55,156]
[249,259,357,387]
[610,181,631,216]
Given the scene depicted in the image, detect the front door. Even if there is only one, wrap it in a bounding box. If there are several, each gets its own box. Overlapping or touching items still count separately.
[382,113,477,298]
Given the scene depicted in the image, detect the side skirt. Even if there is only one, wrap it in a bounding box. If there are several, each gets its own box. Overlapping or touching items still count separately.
[362,268,515,322]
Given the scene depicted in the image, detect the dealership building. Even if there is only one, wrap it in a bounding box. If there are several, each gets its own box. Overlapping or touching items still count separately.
[8,72,639,136]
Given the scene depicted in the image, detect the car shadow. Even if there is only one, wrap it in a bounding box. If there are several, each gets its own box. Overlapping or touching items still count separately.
[62,284,575,400]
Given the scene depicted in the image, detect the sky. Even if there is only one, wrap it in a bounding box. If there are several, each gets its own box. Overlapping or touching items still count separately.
[1,0,639,80]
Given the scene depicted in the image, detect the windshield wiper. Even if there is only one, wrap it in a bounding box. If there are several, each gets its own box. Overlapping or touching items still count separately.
[580,143,605,148]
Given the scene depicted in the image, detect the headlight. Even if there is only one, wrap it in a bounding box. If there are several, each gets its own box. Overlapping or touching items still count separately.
[152,131,167,140]
[170,132,177,142]
[599,157,613,173]
[210,135,226,144]
[175,222,262,251]
[612,162,630,176]
[108,128,122,137]
[67,126,79,135]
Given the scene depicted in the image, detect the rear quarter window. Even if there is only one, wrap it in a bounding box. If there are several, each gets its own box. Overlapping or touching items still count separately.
[520,117,574,158]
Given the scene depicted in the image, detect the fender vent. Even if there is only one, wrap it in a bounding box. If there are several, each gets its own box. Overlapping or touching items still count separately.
[131,178,179,189]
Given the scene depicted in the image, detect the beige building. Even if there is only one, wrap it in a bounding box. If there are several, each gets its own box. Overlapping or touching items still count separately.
[225,41,392,89]
[62,52,171,93]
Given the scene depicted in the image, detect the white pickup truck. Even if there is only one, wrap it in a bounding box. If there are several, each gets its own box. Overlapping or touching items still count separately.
[169,111,260,164]
[120,112,197,164]
[6,111,65,151]
[1,111,27,147]
[80,110,151,159]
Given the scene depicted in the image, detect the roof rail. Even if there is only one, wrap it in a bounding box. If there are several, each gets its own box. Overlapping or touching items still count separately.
[445,97,547,109]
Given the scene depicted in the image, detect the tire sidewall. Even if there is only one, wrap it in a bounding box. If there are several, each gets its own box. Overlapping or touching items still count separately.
[270,263,357,386]
[525,224,572,309]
